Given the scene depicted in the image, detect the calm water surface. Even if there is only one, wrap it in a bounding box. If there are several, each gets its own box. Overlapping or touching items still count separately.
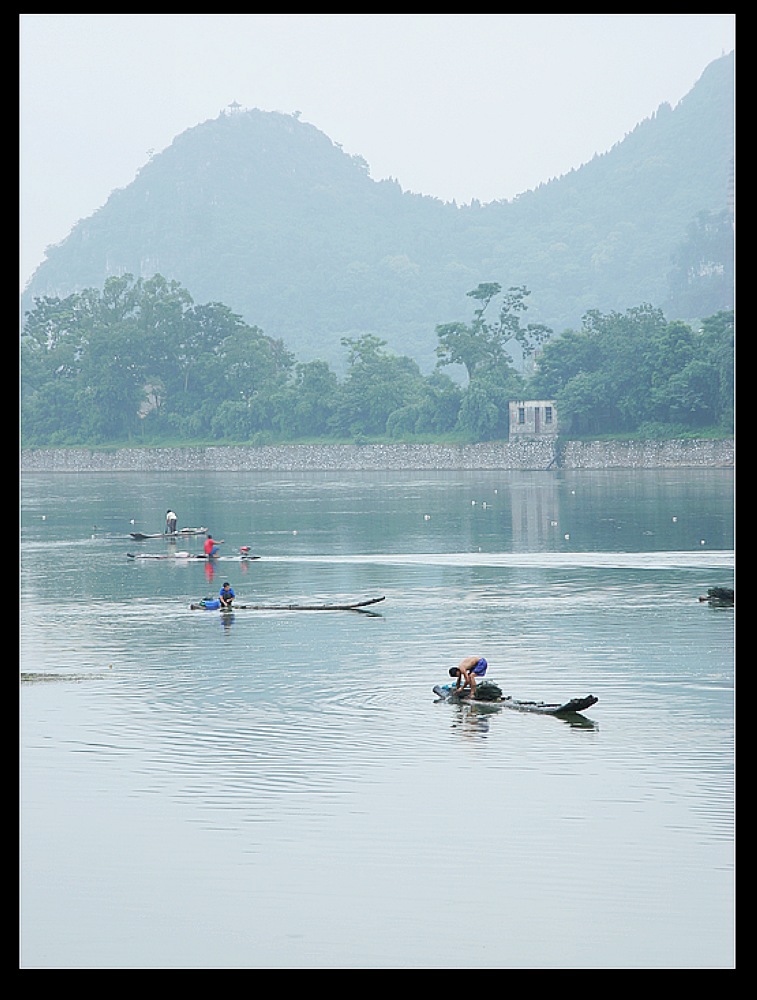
[20,470,735,968]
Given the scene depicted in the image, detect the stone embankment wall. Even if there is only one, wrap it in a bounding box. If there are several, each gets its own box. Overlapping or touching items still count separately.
[561,439,733,469]
[20,439,733,473]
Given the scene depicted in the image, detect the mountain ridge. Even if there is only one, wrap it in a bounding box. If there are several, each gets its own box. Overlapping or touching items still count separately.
[22,51,734,373]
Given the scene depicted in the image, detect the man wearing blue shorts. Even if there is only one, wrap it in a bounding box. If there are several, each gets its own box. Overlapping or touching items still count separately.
[449,656,488,696]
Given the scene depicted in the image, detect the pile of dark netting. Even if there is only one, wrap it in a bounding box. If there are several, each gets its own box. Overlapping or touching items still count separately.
[473,682,503,701]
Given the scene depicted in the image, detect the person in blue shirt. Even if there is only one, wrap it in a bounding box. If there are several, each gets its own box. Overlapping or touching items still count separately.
[219,582,235,609]
[449,655,488,696]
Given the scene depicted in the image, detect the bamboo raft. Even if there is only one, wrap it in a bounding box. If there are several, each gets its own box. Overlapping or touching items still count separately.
[189,596,386,613]
[433,681,598,715]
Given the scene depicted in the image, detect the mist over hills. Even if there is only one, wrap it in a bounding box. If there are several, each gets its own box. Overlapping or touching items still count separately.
[22,51,734,374]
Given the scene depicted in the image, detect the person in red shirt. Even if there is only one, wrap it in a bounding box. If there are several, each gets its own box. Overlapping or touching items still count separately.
[204,533,223,559]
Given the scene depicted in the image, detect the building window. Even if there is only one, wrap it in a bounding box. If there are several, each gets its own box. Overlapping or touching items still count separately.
[518,407,525,424]
[545,406,553,424]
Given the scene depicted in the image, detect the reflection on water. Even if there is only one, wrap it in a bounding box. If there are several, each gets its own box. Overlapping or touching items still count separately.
[20,470,734,969]
[510,475,561,550]
[437,695,601,740]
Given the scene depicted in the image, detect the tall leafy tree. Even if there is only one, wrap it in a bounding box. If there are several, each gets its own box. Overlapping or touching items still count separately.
[78,278,147,441]
[332,334,424,438]
[435,283,544,438]
[217,325,295,435]
[273,360,339,439]
[392,370,462,437]
[435,283,551,382]
[696,310,734,429]
[529,305,733,435]
[21,293,85,399]
[133,273,195,414]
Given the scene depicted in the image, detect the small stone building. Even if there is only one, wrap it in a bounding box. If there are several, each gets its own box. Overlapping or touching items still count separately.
[509,400,558,438]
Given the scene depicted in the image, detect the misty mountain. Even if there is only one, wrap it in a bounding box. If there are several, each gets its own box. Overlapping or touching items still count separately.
[22,52,734,373]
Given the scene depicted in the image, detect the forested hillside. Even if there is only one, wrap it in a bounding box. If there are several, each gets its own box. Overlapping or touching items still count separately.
[22,52,734,374]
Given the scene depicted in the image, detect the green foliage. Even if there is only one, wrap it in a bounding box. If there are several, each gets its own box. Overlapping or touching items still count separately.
[386,371,463,438]
[20,272,733,448]
[435,283,550,382]
[330,334,425,437]
[530,305,734,436]
[434,284,535,437]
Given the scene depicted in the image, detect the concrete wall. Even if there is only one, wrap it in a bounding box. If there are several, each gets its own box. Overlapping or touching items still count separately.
[20,439,734,473]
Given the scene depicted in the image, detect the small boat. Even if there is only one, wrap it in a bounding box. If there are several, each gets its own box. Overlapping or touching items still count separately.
[433,681,598,715]
[190,596,385,612]
[129,526,207,540]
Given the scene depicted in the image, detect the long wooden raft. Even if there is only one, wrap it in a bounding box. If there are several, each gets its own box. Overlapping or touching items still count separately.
[130,527,207,540]
[190,596,385,612]
[128,552,260,561]
[433,682,598,715]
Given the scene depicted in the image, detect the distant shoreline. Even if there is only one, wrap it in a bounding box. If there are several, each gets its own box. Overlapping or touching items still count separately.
[20,439,734,473]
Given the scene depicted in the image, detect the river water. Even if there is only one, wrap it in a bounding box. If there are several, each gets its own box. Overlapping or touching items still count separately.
[19,468,735,969]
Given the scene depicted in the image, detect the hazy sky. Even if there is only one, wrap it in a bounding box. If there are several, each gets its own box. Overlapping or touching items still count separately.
[19,14,735,291]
